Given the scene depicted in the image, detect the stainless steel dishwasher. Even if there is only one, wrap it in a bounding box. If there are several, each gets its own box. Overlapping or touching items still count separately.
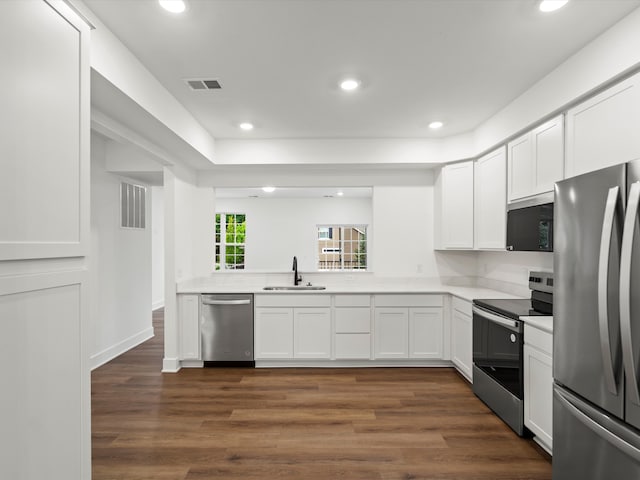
[200,294,254,367]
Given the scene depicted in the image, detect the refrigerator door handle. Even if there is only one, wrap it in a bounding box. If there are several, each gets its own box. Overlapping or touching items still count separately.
[556,386,640,463]
[598,186,621,395]
[621,181,640,406]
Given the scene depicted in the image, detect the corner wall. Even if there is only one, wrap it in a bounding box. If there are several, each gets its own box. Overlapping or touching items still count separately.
[151,186,164,310]
[89,133,154,369]
[163,166,215,372]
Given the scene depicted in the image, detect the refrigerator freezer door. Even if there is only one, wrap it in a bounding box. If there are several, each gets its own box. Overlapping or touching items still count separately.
[623,160,640,429]
[554,385,640,480]
[554,164,626,418]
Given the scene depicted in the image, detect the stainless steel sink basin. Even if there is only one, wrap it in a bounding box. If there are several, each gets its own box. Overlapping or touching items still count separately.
[263,286,326,291]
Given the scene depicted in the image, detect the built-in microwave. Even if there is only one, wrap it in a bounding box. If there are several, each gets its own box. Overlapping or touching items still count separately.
[506,202,553,252]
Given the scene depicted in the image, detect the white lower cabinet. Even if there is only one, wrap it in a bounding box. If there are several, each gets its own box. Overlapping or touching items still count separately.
[373,295,444,360]
[374,308,410,358]
[335,304,371,359]
[524,324,553,453]
[254,294,331,360]
[293,308,331,358]
[255,308,294,359]
[254,293,446,363]
[178,294,201,360]
[409,308,444,359]
[451,297,473,382]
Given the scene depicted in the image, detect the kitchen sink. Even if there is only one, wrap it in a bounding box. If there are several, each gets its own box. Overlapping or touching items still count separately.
[263,286,326,291]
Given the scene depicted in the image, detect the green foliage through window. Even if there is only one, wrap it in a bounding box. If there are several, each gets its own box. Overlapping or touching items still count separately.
[215,213,246,270]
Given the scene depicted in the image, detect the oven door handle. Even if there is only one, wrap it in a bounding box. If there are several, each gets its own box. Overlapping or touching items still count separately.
[472,305,520,332]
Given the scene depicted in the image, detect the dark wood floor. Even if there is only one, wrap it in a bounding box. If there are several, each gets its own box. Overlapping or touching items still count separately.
[92,309,551,479]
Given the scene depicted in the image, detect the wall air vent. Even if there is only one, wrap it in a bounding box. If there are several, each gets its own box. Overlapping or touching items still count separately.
[120,182,146,229]
[186,78,222,91]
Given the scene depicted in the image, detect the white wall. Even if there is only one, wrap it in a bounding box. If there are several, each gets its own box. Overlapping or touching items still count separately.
[371,185,476,279]
[163,165,215,371]
[476,251,553,295]
[89,133,154,369]
[215,197,372,272]
[151,186,164,310]
[214,136,475,166]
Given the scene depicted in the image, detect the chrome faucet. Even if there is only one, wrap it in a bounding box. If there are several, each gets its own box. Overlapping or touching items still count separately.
[292,256,302,286]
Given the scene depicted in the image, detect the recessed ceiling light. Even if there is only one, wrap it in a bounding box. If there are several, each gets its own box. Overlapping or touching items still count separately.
[159,0,187,14]
[239,122,254,131]
[429,121,444,129]
[539,0,569,13]
[340,79,360,91]
[262,186,276,193]
[337,191,344,197]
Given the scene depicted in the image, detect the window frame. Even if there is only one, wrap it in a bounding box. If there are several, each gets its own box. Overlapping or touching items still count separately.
[316,224,368,271]
[215,213,246,270]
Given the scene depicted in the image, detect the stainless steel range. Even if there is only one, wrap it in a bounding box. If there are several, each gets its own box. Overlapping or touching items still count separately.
[471,272,553,435]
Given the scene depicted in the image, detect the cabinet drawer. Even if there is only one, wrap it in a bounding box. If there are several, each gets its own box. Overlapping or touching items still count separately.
[374,294,443,308]
[525,324,553,355]
[452,296,472,316]
[254,294,331,308]
[335,307,371,333]
[335,334,371,359]
[334,295,371,307]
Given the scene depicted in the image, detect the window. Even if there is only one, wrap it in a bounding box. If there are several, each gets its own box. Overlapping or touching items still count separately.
[215,213,246,270]
[317,225,367,271]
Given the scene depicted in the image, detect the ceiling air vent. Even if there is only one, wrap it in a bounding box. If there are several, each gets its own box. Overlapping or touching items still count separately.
[186,78,222,91]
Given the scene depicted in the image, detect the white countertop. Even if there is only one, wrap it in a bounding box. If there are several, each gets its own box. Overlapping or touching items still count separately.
[177,277,523,303]
[522,315,554,334]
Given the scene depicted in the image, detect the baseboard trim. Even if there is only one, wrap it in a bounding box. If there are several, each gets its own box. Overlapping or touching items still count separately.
[91,326,154,370]
[152,300,164,311]
[162,357,181,373]
[255,360,454,368]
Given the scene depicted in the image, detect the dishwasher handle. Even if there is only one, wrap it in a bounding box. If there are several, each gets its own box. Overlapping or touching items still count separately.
[202,299,251,306]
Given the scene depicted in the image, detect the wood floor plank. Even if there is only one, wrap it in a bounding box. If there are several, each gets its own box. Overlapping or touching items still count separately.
[92,308,551,479]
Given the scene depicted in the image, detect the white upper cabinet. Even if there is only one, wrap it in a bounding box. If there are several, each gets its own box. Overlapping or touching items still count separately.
[474,147,506,250]
[566,72,640,178]
[508,115,564,202]
[440,160,474,249]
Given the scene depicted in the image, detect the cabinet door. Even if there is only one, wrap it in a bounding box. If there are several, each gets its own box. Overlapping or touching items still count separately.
[255,308,294,359]
[524,344,553,451]
[451,308,473,382]
[409,308,443,359]
[374,308,409,358]
[508,134,534,202]
[335,307,371,333]
[335,334,371,359]
[533,115,564,194]
[178,295,200,360]
[474,147,506,250]
[294,308,331,359]
[566,72,640,178]
[442,161,474,249]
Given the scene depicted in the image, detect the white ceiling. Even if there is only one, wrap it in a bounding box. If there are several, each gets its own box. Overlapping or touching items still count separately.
[83,0,640,140]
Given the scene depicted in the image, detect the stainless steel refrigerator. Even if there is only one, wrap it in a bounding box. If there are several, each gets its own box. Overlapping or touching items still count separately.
[554,160,640,478]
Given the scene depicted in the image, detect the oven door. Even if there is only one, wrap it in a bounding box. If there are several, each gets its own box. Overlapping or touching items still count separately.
[472,305,524,399]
